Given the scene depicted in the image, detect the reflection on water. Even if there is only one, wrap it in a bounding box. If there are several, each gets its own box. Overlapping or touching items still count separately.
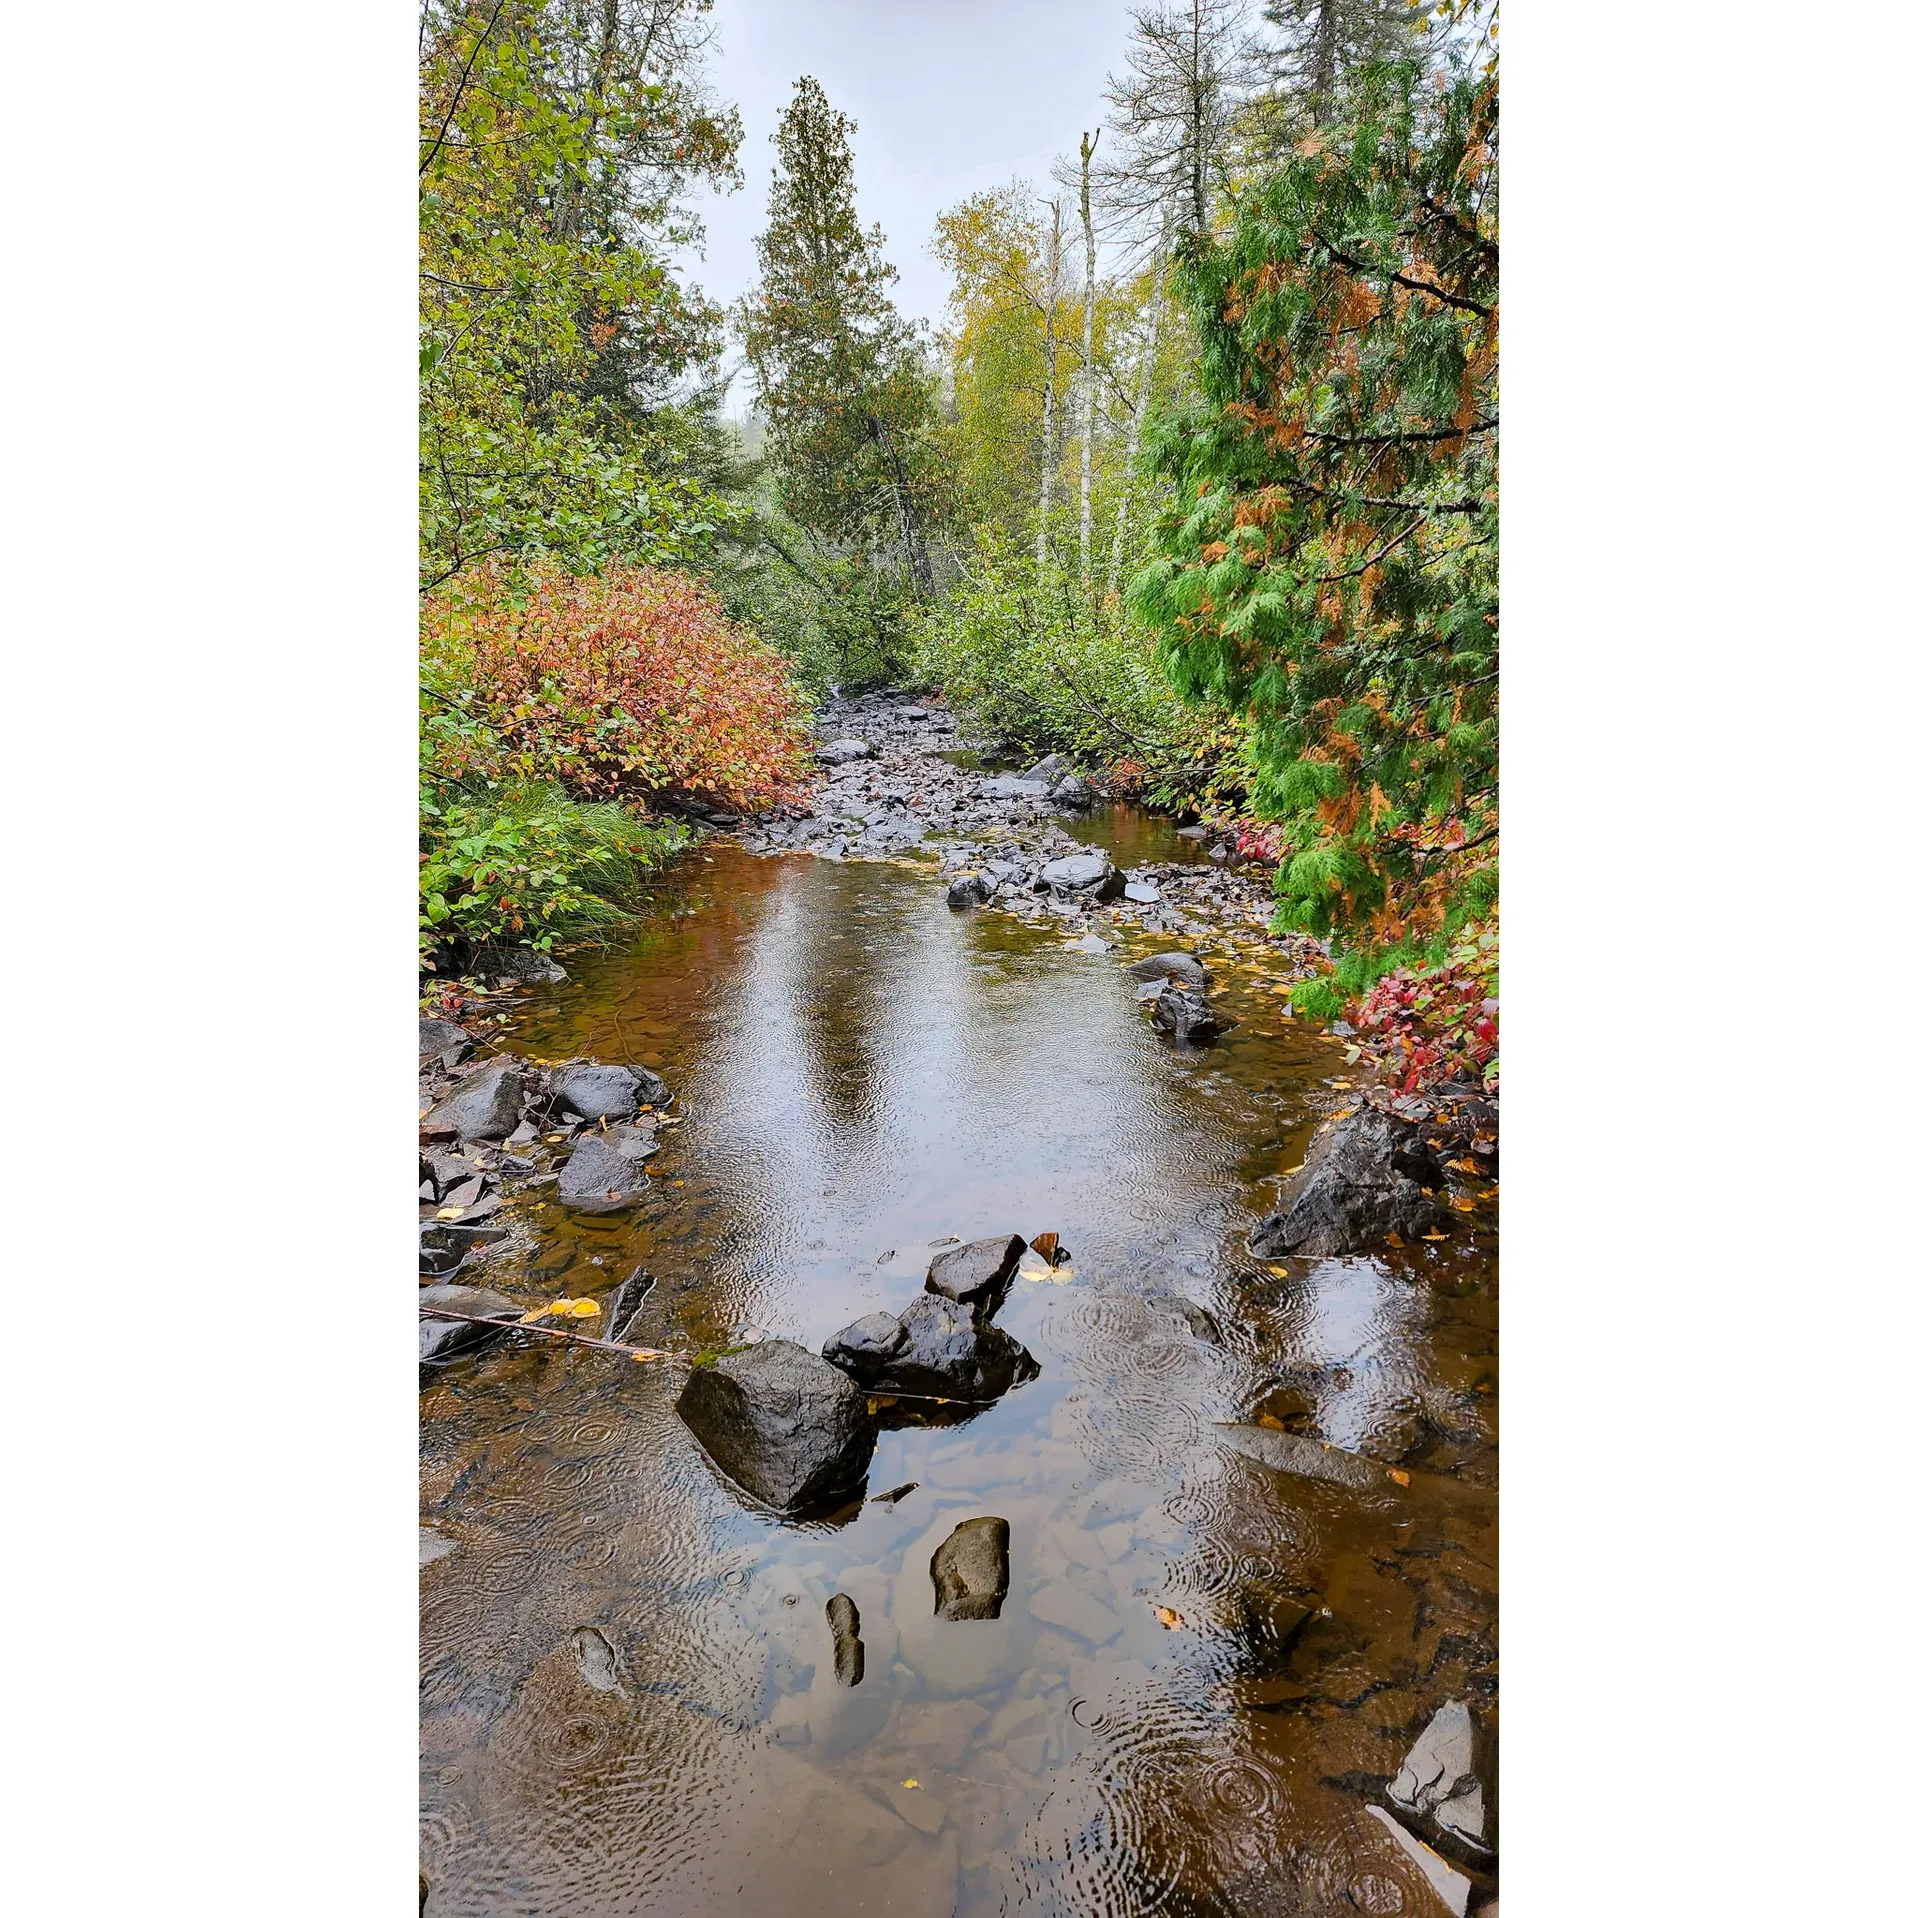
[421,845,1496,1917]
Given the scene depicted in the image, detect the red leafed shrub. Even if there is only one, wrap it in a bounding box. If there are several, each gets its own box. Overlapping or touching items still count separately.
[428,564,814,810]
[1353,919,1500,1096]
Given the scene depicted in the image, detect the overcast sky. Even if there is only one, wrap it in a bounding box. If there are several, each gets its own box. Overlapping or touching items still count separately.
[679,0,1141,405]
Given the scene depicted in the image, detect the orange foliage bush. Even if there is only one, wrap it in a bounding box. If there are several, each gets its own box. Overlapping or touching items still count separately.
[428,564,813,810]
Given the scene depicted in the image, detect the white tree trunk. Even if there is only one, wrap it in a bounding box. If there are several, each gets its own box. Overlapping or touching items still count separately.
[1078,129,1099,582]
[1107,236,1168,597]
[1037,198,1063,569]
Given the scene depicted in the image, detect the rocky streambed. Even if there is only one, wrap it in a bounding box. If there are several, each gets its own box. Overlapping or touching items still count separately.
[419,693,1498,1917]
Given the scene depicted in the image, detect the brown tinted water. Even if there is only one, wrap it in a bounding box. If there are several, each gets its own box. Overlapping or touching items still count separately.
[421,842,1497,1917]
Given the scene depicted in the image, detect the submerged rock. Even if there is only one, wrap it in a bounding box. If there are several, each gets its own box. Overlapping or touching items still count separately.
[550,1060,669,1120]
[1039,851,1125,902]
[816,738,872,764]
[924,1234,1026,1316]
[418,1017,473,1067]
[1152,983,1230,1046]
[572,1625,622,1694]
[822,1293,1039,1402]
[1247,1104,1444,1257]
[931,1516,1011,1620]
[1362,1806,1473,1917]
[555,1128,654,1210]
[417,1221,508,1279]
[418,1284,521,1368]
[424,1061,523,1142]
[827,1592,865,1686]
[483,948,567,984]
[675,1339,876,1514]
[947,872,994,909]
[1389,1698,1495,1857]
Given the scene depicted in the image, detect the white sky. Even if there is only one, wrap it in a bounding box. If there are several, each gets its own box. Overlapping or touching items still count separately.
[678,0,1141,405]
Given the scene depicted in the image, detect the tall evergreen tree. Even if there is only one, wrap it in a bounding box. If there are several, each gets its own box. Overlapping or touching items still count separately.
[737,77,937,597]
[1260,0,1429,114]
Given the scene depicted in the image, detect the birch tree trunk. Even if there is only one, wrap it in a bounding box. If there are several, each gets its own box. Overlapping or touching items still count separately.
[1077,129,1099,582]
[1107,235,1168,597]
[1037,197,1063,569]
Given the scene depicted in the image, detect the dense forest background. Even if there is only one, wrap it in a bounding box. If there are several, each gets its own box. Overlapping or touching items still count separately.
[420,0,1499,1088]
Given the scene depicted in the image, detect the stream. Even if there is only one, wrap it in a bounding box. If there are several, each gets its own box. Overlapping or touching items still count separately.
[421,802,1498,1916]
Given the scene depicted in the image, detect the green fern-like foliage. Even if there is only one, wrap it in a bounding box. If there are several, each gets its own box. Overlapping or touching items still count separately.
[1128,53,1497,986]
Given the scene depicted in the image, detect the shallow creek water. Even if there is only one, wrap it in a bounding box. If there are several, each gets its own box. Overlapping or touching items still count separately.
[421,834,1497,1917]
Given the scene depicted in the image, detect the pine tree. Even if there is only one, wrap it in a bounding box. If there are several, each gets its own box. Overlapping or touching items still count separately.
[737,77,938,597]
[1127,52,1497,982]
[1260,0,1429,115]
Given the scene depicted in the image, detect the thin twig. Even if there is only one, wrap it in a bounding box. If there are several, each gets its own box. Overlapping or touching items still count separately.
[420,1306,671,1359]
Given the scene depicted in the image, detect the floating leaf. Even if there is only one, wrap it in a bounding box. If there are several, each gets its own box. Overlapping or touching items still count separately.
[901,1779,920,1790]
[1155,1607,1183,1630]
[1387,1468,1411,1486]
[1031,1231,1061,1264]
[1266,1264,1289,1277]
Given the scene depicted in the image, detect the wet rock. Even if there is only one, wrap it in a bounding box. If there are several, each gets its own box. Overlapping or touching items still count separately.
[1128,950,1210,988]
[675,1339,877,1514]
[1024,753,1074,781]
[419,1526,458,1568]
[862,815,925,852]
[550,1060,670,1119]
[980,775,1052,799]
[827,1593,865,1686]
[572,1625,622,1693]
[1039,851,1124,902]
[1147,1293,1220,1342]
[822,1293,1039,1402]
[555,1128,655,1210]
[816,737,874,764]
[924,1234,1026,1316]
[1389,1699,1495,1857]
[896,705,930,721]
[418,1221,508,1278]
[418,1284,521,1368]
[418,1017,473,1067]
[931,1516,1011,1620]
[1232,1578,1320,1666]
[1152,983,1229,1045]
[482,948,567,984]
[1247,1104,1444,1258]
[1215,1422,1390,1492]
[1362,1806,1472,1917]
[869,1481,918,1504]
[947,872,994,909]
[1175,823,1207,838]
[424,1061,523,1142]
[1048,773,1094,810]
[1122,878,1160,902]
[601,1267,655,1342]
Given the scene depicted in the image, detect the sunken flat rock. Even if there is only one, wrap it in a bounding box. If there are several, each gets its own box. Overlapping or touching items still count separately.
[419,1284,521,1367]
[424,1061,523,1142]
[816,738,873,764]
[675,1339,876,1515]
[947,872,994,909]
[555,1128,655,1210]
[1129,950,1208,989]
[1389,1698,1495,1857]
[925,1234,1027,1316]
[931,1516,1011,1620]
[822,1294,1039,1402]
[1152,982,1230,1046]
[827,1593,865,1686]
[550,1060,669,1120]
[1247,1104,1444,1257]
[418,1017,473,1067]
[1039,851,1124,902]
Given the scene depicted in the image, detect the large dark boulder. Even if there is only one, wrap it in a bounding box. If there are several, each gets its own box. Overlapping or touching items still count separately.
[675,1339,877,1514]
[1048,773,1094,810]
[423,1061,523,1142]
[1024,753,1074,782]
[1151,983,1230,1047]
[550,1060,670,1120]
[418,1017,473,1068]
[947,872,994,909]
[1129,951,1208,990]
[419,1284,521,1368]
[924,1234,1026,1317]
[931,1517,1011,1620]
[1039,852,1124,902]
[1247,1104,1445,1257]
[822,1293,1038,1402]
[555,1128,655,1210]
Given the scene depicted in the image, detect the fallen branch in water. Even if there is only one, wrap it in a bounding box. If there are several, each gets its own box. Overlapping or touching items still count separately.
[419,1306,672,1361]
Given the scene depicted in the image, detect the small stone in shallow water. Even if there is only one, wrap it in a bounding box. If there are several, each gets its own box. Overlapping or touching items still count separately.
[1388,1698,1494,1855]
[924,1235,1026,1316]
[1152,983,1230,1046]
[931,1516,1011,1620]
[424,1061,523,1142]
[555,1128,654,1209]
[550,1060,670,1119]
[418,1284,521,1368]
[947,872,994,909]
[1129,950,1208,987]
[572,1626,622,1693]
[827,1593,864,1686]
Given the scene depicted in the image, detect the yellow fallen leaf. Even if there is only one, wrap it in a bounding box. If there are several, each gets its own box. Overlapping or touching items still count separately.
[1452,1197,1475,1213]
[560,1298,600,1318]
[902,1778,920,1790]
[1387,1468,1411,1486]
[435,1206,465,1222]
[1421,1231,1448,1241]
[1267,1265,1289,1277]
[629,1350,659,1363]
[1155,1607,1183,1630]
